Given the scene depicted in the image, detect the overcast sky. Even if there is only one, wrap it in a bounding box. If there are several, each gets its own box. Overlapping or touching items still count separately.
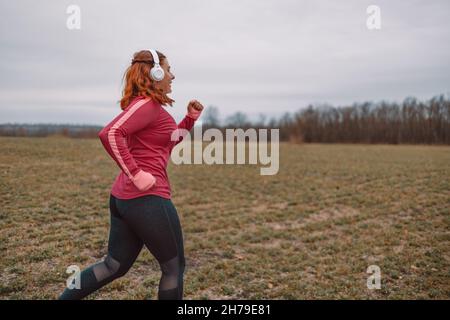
[1,0,449,125]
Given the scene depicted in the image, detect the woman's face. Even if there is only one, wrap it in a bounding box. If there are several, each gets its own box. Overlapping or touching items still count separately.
[154,58,175,95]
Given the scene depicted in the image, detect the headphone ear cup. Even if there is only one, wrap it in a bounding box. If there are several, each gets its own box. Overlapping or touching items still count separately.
[150,65,165,81]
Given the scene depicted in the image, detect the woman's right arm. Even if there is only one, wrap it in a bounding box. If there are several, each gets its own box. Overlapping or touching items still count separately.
[98,98,160,191]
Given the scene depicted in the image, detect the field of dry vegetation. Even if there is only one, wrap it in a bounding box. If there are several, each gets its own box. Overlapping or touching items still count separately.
[0,136,449,299]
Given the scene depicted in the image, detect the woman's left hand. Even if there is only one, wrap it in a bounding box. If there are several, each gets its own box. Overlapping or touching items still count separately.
[187,99,204,113]
[187,99,204,120]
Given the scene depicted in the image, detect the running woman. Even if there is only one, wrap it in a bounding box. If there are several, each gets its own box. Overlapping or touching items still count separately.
[59,49,204,300]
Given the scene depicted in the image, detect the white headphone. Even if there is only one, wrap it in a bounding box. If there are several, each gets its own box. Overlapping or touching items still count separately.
[148,49,165,82]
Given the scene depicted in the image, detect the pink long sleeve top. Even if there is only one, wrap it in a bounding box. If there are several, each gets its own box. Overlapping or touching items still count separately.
[98,95,201,200]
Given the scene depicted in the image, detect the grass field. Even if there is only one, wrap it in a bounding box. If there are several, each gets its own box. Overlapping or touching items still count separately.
[0,136,449,299]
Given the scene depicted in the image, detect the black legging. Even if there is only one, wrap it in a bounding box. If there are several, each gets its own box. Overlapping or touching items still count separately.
[59,194,186,300]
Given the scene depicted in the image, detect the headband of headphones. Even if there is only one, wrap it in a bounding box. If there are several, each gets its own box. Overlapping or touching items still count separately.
[131,49,160,65]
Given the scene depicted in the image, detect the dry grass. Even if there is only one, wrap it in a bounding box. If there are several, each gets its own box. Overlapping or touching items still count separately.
[0,136,449,299]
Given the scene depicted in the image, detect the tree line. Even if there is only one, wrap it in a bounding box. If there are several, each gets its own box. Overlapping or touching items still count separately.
[1,94,449,144]
[204,94,450,144]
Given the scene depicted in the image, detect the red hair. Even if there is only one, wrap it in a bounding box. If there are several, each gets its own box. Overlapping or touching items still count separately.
[119,50,175,110]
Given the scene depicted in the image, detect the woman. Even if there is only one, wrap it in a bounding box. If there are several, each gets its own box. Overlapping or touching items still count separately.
[59,49,204,300]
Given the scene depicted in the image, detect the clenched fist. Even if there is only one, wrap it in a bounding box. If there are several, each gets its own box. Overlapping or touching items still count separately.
[187,99,204,120]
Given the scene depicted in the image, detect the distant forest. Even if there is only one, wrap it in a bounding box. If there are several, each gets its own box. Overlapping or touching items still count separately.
[1,94,449,144]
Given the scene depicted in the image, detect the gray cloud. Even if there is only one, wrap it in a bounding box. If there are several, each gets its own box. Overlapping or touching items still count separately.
[1,0,449,125]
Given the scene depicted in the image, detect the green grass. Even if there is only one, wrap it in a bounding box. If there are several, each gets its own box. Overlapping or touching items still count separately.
[0,136,449,299]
